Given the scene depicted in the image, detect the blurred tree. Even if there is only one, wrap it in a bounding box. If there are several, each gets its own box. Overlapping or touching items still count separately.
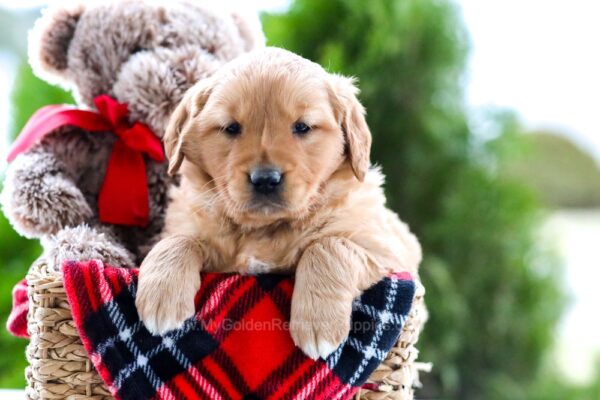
[522,364,600,400]
[9,62,74,139]
[263,1,564,398]
[508,132,600,209]
[0,63,73,387]
[0,207,39,387]
[0,216,38,387]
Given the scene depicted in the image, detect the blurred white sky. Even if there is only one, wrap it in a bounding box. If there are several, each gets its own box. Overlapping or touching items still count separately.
[460,0,600,161]
[544,211,600,383]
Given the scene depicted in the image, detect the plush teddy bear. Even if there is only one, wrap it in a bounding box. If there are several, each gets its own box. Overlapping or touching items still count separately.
[0,1,261,269]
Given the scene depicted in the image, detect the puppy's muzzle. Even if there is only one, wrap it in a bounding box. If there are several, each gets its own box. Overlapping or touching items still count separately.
[249,167,283,196]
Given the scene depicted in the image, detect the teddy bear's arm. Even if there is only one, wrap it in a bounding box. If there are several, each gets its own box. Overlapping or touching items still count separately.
[1,142,93,239]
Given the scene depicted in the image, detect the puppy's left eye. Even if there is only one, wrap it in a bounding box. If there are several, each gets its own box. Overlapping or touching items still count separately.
[292,121,311,135]
[224,122,242,136]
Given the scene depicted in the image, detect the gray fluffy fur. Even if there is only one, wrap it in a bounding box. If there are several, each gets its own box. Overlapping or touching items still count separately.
[0,0,260,269]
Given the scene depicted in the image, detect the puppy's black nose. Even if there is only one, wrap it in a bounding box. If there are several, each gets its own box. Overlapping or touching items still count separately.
[249,167,283,195]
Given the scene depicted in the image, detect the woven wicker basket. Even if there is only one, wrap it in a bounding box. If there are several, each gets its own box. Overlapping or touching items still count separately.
[24,258,428,400]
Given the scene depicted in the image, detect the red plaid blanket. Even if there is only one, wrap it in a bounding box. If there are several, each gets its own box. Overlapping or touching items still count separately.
[10,260,415,399]
[6,279,28,338]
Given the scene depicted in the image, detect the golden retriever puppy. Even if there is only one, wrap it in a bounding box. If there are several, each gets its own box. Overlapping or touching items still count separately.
[135,47,421,360]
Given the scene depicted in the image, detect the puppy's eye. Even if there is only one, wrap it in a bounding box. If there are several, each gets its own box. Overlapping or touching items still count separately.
[224,122,242,136]
[292,121,311,135]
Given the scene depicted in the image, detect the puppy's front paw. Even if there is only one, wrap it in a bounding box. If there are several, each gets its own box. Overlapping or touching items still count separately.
[290,291,352,360]
[136,272,199,335]
[135,236,203,335]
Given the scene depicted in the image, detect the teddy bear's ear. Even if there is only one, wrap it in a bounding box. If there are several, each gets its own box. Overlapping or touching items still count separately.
[230,12,265,51]
[28,3,85,84]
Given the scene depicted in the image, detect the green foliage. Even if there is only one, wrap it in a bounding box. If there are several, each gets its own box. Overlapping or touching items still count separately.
[508,131,600,209]
[0,207,40,388]
[263,1,565,398]
[485,361,600,400]
[0,63,72,388]
[9,62,74,140]
[522,365,600,400]
[0,185,41,388]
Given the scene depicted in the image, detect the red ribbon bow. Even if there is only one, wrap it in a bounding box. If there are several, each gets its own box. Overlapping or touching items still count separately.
[7,95,165,227]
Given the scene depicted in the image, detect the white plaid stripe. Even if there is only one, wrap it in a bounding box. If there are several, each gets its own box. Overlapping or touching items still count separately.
[352,301,406,325]
[326,342,346,369]
[160,324,224,400]
[186,362,222,400]
[110,321,197,387]
[94,285,187,396]
[332,384,353,400]
[96,284,224,399]
[105,293,167,391]
[345,337,391,361]
[74,266,413,399]
[346,278,399,386]
[95,321,143,357]
[201,275,239,317]
[294,364,330,400]
[327,277,409,376]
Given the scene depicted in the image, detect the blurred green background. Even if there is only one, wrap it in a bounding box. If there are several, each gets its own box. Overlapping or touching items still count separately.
[1,0,600,398]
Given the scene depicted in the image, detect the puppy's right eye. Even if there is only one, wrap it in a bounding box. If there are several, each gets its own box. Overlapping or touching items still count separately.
[224,122,242,136]
[292,121,311,135]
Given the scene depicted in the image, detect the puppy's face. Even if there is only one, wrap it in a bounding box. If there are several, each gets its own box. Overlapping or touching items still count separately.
[165,48,371,226]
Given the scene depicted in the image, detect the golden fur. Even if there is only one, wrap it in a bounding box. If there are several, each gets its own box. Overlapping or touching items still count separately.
[136,47,422,359]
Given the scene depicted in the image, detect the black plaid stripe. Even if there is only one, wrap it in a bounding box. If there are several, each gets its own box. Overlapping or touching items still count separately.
[194,361,237,399]
[265,284,292,321]
[70,265,416,400]
[207,348,253,395]
[251,348,306,398]
[311,366,340,399]
[330,277,415,386]
[205,276,295,396]
[278,359,322,399]
[196,274,246,323]
[254,274,287,292]
[210,279,265,342]
[88,283,219,399]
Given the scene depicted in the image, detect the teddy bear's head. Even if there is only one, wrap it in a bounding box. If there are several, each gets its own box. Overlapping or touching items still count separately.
[29,0,262,135]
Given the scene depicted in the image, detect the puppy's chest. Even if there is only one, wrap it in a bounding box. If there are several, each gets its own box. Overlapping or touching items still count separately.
[206,228,309,274]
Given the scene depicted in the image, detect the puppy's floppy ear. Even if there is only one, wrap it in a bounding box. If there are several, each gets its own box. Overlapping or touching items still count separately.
[164,80,214,175]
[29,2,85,84]
[328,75,372,182]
